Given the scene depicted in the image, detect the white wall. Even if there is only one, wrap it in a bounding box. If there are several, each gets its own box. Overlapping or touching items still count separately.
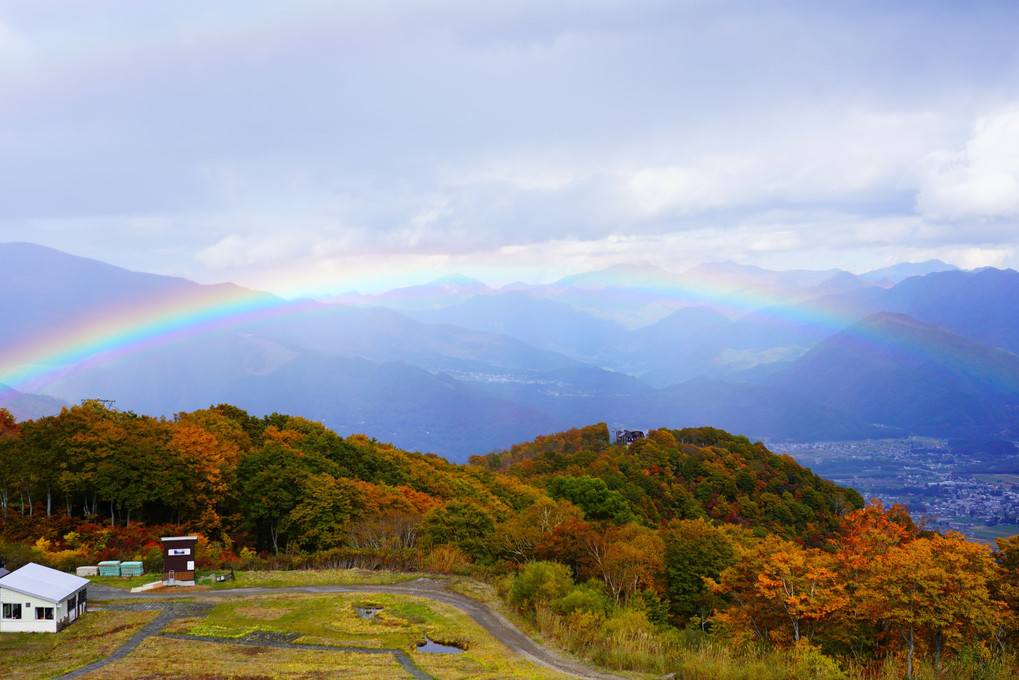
[0,587,62,633]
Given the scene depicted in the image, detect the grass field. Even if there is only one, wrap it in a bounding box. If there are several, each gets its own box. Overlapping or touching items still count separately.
[88,567,422,591]
[204,568,422,590]
[0,609,158,680]
[86,573,160,590]
[1,591,586,680]
[79,636,414,680]
[973,473,1019,487]
[968,524,1019,542]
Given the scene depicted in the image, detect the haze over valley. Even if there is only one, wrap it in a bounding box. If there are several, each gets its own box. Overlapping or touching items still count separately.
[4,242,1019,516]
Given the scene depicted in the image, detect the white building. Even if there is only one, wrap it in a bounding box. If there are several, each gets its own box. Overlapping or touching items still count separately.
[0,562,89,633]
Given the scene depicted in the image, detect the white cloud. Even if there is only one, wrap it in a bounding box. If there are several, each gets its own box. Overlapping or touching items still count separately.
[943,246,1014,271]
[4,3,1019,292]
[917,106,1019,221]
[195,232,308,269]
[624,154,754,216]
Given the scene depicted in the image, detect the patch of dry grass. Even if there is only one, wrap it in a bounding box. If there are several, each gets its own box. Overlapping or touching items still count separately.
[207,568,420,590]
[0,609,157,680]
[233,606,293,620]
[79,636,413,680]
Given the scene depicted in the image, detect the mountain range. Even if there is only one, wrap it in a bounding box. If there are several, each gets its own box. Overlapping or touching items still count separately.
[2,241,1017,461]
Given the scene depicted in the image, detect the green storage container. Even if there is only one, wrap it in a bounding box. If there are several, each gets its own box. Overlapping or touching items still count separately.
[98,560,121,577]
[121,561,145,576]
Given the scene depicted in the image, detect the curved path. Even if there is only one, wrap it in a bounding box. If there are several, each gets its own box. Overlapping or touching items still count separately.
[83,578,629,680]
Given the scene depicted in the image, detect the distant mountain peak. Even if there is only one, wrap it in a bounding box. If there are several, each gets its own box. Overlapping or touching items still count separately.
[551,262,678,288]
[861,260,957,284]
[427,274,487,287]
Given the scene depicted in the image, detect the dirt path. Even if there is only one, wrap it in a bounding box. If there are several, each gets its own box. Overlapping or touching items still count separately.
[87,579,630,680]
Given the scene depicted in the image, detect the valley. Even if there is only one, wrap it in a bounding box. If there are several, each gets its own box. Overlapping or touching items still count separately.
[780,437,1019,539]
[4,244,1019,534]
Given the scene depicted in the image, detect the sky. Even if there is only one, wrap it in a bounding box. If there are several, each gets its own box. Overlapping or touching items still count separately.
[2,0,1019,298]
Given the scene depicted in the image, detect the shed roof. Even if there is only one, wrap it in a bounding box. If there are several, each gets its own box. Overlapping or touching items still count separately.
[160,536,198,542]
[0,562,89,602]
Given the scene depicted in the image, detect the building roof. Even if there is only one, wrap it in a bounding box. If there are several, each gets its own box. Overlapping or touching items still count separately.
[0,567,8,579]
[160,536,198,542]
[0,562,89,602]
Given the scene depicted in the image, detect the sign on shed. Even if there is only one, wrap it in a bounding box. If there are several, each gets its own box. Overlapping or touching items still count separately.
[160,536,197,586]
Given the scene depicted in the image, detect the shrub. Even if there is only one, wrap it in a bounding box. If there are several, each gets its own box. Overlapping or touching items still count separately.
[510,560,574,614]
[555,582,612,616]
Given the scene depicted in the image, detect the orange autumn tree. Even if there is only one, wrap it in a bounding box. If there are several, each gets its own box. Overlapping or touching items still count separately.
[994,534,1019,648]
[171,424,237,535]
[496,496,584,563]
[825,499,918,662]
[856,532,1003,679]
[832,499,917,578]
[171,408,251,535]
[707,535,847,647]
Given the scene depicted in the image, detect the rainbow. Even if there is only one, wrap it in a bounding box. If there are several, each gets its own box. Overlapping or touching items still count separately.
[0,270,853,401]
[0,283,322,400]
[2,268,1003,411]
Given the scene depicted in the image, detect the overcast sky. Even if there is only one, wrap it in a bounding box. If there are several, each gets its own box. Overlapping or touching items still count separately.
[2,1,1019,297]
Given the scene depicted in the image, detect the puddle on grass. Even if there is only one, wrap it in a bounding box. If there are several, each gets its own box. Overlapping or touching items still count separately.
[416,634,463,654]
[355,606,383,619]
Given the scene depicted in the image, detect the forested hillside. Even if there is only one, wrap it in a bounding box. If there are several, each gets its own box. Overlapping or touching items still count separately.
[2,404,1017,679]
[476,424,864,544]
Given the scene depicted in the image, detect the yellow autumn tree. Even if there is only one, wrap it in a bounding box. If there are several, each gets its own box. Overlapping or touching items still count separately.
[597,523,665,604]
[856,533,1002,679]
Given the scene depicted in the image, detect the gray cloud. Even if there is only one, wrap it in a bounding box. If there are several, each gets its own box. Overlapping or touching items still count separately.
[1,1,1019,291]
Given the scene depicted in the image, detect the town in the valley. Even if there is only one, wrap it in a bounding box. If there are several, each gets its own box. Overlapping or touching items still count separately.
[779,437,1019,542]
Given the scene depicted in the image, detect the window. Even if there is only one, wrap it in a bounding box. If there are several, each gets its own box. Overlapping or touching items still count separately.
[2,603,22,619]
[35,607,54,620]
[68,593,76,609]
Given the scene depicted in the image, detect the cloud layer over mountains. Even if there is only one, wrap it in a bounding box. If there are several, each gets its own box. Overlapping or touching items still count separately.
[1,2,1019,296]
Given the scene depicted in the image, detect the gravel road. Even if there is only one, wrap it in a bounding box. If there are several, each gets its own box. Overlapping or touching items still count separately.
[85,578,631,680]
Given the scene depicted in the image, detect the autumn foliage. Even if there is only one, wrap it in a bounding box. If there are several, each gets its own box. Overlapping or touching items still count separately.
[2,407,1017,677]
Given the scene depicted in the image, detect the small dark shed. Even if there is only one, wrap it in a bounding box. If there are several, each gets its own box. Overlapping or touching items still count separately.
[161,536,198,586]
[614,429,646,445]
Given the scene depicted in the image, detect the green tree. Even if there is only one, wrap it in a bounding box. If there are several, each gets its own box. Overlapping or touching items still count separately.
[236,441,305,553]
[420,499,496,562]
[662,518,736,627]
[284,473,363,551]
[0,408,20,521]
[94,413,179,526]
[18,416,66,516]
[55,400,128,519]
[546,475,635,524]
